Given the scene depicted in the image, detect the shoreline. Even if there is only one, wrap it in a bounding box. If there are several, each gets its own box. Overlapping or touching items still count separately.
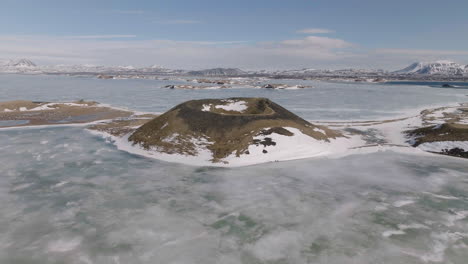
[1,99,466,166]
[1,71,468,84]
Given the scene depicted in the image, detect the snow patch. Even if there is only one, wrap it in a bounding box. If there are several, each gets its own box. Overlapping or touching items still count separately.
[312,127,327,135]
[214,100,247,112]
[161,133,180,143]
[201,104,211,112]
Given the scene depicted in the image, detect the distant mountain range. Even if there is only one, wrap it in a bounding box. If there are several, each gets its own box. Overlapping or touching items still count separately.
[0,59,39,73]
[187,68,246,76]
[1,58,467,79]
[4,59,37,67]
[0,59,183,75]
[394,60,468,75]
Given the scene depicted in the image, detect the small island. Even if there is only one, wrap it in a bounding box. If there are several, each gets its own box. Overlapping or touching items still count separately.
[127,97,344,165]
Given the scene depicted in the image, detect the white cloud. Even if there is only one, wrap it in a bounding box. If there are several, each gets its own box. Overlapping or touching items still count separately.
[0,35,355,69]
[280,36,352,49]
[64,35,137,39]
[1,35,467,70]
[296,28,334,34]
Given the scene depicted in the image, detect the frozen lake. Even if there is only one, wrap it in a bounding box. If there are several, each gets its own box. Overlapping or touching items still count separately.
[0,74,467,264]
[0,74,466,120]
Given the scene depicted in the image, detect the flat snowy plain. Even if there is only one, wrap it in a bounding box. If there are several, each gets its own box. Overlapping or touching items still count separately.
[0,74,467,264]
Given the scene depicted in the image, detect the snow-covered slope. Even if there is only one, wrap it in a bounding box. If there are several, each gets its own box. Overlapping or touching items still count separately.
[6,59,37,68]
[1,57,466,78]
[187,68,246,76]
[395,61,467,75]
[0,59,40,73]
[254,68,387,77]
[272,68,319,76]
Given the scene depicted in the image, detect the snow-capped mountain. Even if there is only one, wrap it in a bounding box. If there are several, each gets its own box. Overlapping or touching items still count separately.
[1,57,466,79]
[254,68,387,77]
[0,60,183,75]
[395,61,467,75]
[116,65,136,70]
[271,68,319,76]
[149,64,165,69]
[187,68,247,76]
[0,58,37,68]
[7,59,37,68]
[0,58,40,73]
[329,68,386,74]
[40,64,106,73]
[0,59,10,66]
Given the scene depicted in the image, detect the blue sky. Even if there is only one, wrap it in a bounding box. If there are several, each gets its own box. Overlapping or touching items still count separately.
[1,0,467,69]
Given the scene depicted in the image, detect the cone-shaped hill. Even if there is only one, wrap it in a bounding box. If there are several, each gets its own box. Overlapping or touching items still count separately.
[128,97,344,165]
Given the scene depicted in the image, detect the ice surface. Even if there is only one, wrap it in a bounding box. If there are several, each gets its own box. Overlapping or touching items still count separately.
[1,75,468,263]
[0,127,467,263]
[0,120,30,127]
[393,200,415,207]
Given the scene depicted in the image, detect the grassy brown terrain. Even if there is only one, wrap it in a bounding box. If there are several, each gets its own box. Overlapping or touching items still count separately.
[406,123,468,146]
[0,100,133,127]
[88,115,158,137]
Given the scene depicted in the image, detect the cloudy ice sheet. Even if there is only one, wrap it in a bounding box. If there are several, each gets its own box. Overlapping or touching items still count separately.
[0,127,468,264]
